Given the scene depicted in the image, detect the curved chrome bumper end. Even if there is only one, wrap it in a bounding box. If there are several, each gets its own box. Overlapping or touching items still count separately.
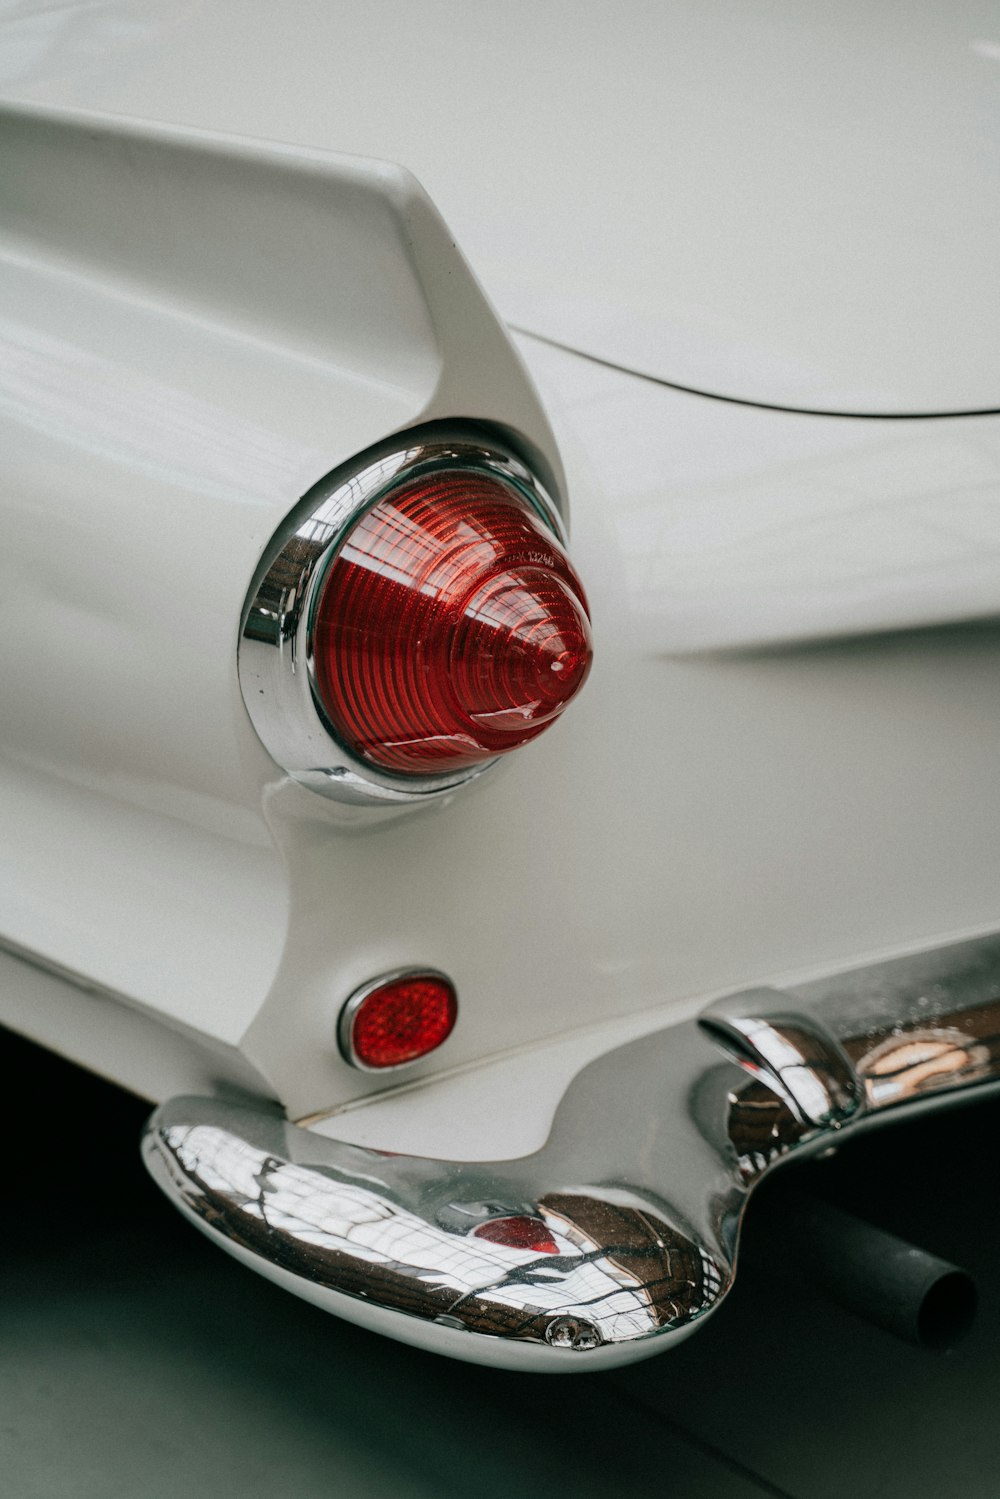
[143,933,1000,1370]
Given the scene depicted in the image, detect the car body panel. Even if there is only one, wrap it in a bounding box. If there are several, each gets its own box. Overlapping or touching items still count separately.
[1,0,998,413]
[4,300,1000,1132]
[1,10,999,1166]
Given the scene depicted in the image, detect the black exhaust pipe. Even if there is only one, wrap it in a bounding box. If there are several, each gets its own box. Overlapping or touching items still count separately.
[751,1194,977,1350]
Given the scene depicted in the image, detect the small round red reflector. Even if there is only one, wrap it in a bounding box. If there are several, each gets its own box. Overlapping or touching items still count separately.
[311,470,592,775]
[342,972,458,1070]
[472,1216,560,1255]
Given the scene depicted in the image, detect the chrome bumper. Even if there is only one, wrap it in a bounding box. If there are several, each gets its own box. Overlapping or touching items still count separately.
[143,934,1000,1371]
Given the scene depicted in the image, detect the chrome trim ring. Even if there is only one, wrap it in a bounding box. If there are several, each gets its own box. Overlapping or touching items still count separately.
[337,967,458,1073]
[238,426,567,805]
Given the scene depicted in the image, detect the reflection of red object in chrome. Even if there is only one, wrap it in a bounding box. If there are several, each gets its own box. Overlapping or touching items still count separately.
[472,1216,560,1254]
[347,974,457,1069]
[312,470,592,775]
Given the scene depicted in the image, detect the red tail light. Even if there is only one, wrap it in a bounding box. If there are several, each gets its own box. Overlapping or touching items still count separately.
[311,469,592,776]
[239,432,593,805]
[340,971,458,1071]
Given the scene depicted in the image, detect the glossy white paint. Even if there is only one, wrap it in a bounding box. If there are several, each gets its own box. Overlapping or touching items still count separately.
[0,101,560,1100]
[245,340,1000,1123]
[1,11,999,1155]
[1,0,998,413]
[526,337,1000,654]
[0,945,270,1104]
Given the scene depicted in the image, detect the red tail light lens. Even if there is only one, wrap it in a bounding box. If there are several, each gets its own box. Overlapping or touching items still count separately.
[311,470,592,776]
[341,972,458,1070]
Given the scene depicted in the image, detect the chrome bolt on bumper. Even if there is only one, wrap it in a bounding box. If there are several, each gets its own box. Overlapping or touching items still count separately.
[143,933,1000,1371]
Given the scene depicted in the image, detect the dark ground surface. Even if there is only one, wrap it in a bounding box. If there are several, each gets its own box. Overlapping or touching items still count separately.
[4,1025,1000,1498]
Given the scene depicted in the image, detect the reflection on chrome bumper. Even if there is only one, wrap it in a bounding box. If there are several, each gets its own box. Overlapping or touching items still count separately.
[143,934,1000,1371]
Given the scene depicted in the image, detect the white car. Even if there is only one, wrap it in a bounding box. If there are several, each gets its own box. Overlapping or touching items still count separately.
[1,0,999,1370]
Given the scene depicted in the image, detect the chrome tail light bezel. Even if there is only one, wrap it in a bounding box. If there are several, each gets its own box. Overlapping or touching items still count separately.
[238,425,568,805]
